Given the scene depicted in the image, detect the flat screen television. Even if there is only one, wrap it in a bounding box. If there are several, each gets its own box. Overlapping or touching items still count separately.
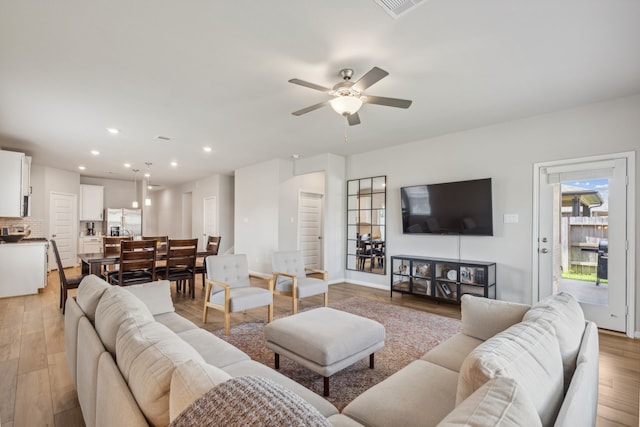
[401,178,493,236]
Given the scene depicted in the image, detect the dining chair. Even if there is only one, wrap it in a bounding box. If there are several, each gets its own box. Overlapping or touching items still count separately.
[195,235,222,288]
[271,250,329,314]
[157,238,198,298]
[142,235,168,256]
[102,236,133,280]
[356,233,372,270]
[108,239,157,286]
[51,239,84,314]
[203,254,273,335]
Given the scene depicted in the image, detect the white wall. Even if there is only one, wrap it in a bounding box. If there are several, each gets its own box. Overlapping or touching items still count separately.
[345,94,640,331]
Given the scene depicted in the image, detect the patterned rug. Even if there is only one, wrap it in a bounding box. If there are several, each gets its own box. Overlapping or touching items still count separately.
[212,297,461,411]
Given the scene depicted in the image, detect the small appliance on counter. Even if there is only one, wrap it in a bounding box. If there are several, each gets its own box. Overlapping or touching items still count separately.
[87,222,96,236]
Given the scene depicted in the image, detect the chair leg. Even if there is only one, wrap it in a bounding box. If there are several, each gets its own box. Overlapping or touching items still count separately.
[203,305,209,323]
[62,286,68,315]
[292,297,298,314]
[267,304,273,323]
[224,311,231,335]
[324,292,328,307]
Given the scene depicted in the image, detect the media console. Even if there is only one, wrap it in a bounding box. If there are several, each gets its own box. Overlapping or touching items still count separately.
[390,255,496,303]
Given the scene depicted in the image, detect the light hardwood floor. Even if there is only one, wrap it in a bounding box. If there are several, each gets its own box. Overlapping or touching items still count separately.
[0,268,638,426]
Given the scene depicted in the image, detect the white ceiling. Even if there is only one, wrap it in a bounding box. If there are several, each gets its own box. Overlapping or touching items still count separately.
[1,0,639,187]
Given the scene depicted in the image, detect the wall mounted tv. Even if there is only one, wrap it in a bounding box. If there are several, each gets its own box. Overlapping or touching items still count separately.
[401,178,493,236]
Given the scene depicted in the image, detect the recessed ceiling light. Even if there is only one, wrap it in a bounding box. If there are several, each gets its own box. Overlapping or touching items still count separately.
[124,163,131,168]
[291,154,303,159]
[203,146,212,153]
[144,172,150,178]
[78,165,86,170]
[91,150,100,156]
[106,128,120,134]
[170,161,178,167]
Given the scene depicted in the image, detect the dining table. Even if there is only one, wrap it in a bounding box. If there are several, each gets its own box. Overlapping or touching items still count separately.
[78,250,214,276]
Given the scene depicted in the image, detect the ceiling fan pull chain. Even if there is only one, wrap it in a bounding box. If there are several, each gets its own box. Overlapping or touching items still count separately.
[344,116,349,143]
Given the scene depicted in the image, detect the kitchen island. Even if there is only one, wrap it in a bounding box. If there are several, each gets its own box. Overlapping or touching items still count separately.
[0,239,48,298]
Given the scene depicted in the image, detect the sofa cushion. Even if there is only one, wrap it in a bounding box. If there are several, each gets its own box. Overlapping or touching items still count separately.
[343,360,459,427]
[553,321,599,427]
[436,377,542,427]
[122,280,175,315]
[461,295,530,341]
[115,320,205,427]
[422,333,483,372]
[457,321,563,427]
[155,312,199,334]
[177,328,250,368]
[76,274,110,322]
[522,292,585,390]
[95,286,155,354]
[169,359,232,422]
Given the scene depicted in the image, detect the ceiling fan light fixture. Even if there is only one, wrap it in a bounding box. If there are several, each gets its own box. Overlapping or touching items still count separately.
[330,95,363,116]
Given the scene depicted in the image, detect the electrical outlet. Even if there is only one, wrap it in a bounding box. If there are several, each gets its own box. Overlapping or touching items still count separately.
[503,214,519,224]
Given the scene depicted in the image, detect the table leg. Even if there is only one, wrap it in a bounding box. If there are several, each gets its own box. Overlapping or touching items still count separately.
[370,353,375,369]
[275,353,280,370]
[324,377,330,397]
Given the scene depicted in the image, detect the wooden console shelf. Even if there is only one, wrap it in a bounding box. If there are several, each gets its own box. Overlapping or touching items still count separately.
[390,255,496,303]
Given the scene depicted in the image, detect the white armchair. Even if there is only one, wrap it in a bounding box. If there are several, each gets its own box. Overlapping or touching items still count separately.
[203,254,273,335]
[271,250,328,314]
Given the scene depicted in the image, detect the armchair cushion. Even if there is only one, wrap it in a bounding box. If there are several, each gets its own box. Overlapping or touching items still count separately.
[210,286,273,312]
[206,254,252,295]
[274,276,328,298]
[272,250,308,286]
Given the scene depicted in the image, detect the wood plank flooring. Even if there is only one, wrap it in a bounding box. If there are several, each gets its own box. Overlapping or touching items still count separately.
[0,268,638,426]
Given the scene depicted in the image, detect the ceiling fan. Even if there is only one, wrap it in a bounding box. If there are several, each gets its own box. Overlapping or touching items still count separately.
[289,67,412,126]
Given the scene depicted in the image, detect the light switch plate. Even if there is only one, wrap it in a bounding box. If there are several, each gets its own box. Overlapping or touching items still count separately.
[504,214,519,224]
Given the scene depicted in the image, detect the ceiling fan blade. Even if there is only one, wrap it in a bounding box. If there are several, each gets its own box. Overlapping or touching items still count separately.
[363,95,412,109]
[288,78,332,93]
[352,67,389,92]
[291,100,330,116]
[347,112,361,126]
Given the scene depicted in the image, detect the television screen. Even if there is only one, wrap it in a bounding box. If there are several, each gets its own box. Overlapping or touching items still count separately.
[401,178,493,236]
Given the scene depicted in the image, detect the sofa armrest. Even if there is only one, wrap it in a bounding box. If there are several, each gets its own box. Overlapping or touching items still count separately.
[461,295,530,341]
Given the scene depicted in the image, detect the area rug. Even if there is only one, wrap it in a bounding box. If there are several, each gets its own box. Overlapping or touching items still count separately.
[212,297,461,411]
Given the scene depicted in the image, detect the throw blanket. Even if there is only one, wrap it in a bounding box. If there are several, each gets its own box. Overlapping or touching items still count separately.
[170,376,331,427]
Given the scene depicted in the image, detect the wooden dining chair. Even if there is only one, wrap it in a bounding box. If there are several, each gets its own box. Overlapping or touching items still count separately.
[51,239,84,314]
[195,236,222,288]
[142,235,168,256]
[102,236,133,280]
[157,238,198,298]
[108,239,157,286]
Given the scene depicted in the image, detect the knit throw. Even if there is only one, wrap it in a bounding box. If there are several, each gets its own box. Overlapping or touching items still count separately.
[169,376,331,427]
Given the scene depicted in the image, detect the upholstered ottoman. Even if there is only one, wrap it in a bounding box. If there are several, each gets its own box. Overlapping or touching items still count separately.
[264,307,385,396]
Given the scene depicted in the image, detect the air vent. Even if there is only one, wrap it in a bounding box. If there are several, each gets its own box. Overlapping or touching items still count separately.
[373,0,425,18]
[156,135,172,141]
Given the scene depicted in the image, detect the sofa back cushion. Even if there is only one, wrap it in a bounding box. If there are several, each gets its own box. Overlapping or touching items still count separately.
[522,292,585,390]
[457,321,563,427]
[95,286,154,354]
[437,377,541,427]
[122,280,175,315]
[169,359,232,422]
[461,295,531,341]
[76,274,110,322]
[116,320,205,427]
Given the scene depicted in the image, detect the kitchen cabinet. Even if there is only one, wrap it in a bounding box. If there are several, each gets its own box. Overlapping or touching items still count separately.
[80,184,104,220]
[79,236,103,254]
[0,240,48,298]
[0,150,30,217]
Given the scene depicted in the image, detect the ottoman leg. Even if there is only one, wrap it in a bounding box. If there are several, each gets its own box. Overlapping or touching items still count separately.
[324,377,330,397]
[275,353,280,369]
[370,353,375,369]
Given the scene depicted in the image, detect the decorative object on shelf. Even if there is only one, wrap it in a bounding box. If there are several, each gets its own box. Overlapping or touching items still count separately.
[416,263,430,277]
[446,269,457,281]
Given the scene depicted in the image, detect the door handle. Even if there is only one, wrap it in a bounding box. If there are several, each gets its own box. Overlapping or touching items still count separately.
[540,248,549,254]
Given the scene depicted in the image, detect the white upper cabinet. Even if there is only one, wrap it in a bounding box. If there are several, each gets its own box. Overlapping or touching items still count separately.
[80,184,104,221]
[0,150,28,218]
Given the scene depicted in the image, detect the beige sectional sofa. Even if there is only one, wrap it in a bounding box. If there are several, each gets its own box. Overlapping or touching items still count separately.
[65,275,598,427]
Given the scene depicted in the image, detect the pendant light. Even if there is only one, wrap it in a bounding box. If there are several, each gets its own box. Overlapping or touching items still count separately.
[144,162,152,207]
[131,169,139,209]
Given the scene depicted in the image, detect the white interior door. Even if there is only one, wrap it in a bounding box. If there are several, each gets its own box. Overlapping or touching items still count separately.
[298,191,323,269]
[535,155,631,333]
[50,192,78,268]
[203,196,217,251]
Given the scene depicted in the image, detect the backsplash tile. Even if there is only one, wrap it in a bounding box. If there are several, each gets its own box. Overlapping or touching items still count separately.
[0,218,45,238]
